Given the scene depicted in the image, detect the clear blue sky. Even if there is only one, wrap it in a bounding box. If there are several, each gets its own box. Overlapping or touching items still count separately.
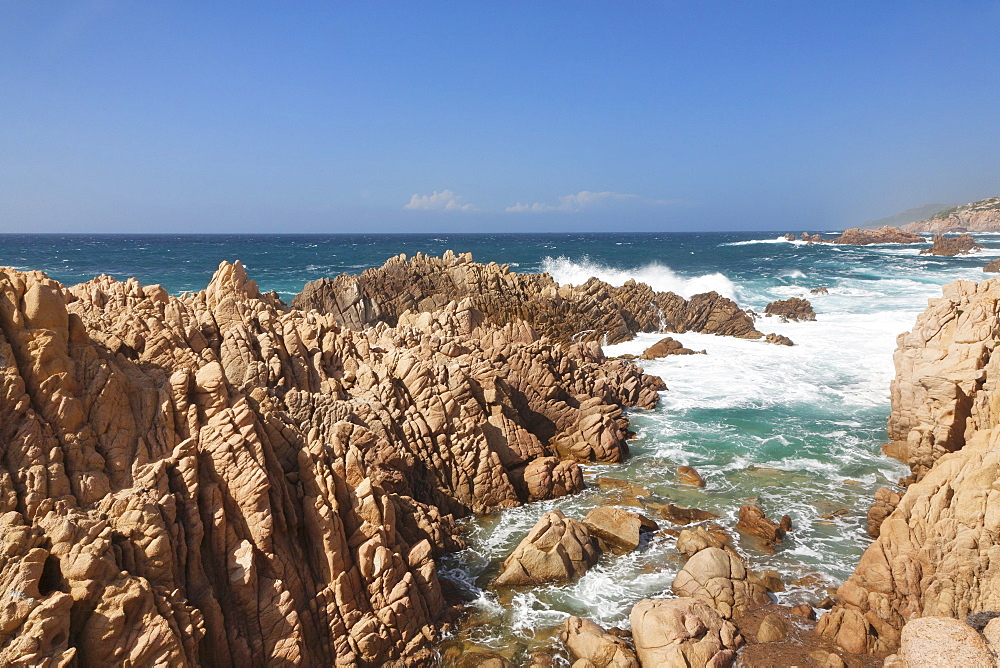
[3,1,1000,232]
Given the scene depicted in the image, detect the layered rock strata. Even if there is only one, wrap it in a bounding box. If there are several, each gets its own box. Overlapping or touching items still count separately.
[819,277,1000,655]
[0,261,664,666]
[292,251,766,345]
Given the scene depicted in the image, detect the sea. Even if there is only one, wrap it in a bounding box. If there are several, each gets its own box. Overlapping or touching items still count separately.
[1,231,995,661]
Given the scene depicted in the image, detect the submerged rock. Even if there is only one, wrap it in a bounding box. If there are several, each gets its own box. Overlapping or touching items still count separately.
[495,510,600,586]
[735,504,788,547]
[676,465,706,487]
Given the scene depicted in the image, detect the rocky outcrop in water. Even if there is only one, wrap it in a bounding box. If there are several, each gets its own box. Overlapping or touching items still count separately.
[919,233,982,256]
[903,196,1000,233]
[494,510,600,586]
[763,297,816,322]
[0,261,664,665]
[559,616,639,667]
[985,258,1000,273]
[819,277,1000,656]
[639,336,704,358]
[824,226,924,245]
[292,251,766,345]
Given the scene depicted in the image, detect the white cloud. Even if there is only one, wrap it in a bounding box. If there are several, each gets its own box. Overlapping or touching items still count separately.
[506,190,674,213]
[404,189,478,212]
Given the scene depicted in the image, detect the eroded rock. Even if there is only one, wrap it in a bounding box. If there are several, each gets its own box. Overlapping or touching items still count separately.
[559,616,639,668]
[495,510,600,586]
[629,597,743,667]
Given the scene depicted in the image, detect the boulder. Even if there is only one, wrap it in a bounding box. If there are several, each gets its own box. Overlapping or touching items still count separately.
[675,527,728,557]
[640,337,704,359]
[897,617,993,667]
[735,505,787,546]
[629,597,742,667]
[755,613,787,642]
[672,547,770,618]
[582,506,658,551]
[676,465,705,487]
[764,332,794,346]
[984,258,1000,272]
[559,616,639,668]
[763,297,816,322]
[647,502,718,526]
[495,510,600,586]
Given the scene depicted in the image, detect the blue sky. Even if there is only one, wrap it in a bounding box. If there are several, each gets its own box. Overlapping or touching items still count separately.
[3,1,1000,232]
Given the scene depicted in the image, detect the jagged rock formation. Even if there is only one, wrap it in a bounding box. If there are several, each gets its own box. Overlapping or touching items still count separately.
[0,261,664,666]
[763,297,816,322]
[493,510,600,586]
[823,226,924,245]
[292,251,765,345]
[920,233,982,256]
[904,196,1000,233]
[819,277,1000,655]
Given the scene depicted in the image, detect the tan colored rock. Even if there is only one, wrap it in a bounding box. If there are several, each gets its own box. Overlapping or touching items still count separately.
[648,502,718,526]
[897,617,993,667]
[672,547,770,618]
[984,258,1000,273]
[866,486,902,538]
[629,597,742,667]
[0,260,664,665]
[640,337,703,358]
[559,616,639,668]
[764,297,816,322]
[735,504,786,546]
[810,649,847,667]
[677,465,705,487]
[756,613,787,642]
[983,616,1000,654]
[495,510,600,586]
[675,527,727,557]
[292,251,764,345]
[582,506,658,551]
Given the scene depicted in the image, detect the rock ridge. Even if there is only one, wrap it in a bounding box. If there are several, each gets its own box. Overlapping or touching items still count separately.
[292,250,768,345]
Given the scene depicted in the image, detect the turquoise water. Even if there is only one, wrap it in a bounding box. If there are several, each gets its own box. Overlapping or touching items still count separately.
[3,231,998,659]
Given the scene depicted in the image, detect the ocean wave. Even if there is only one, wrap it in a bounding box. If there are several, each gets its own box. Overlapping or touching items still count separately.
[540,255,738,300]
[720,236,803,246]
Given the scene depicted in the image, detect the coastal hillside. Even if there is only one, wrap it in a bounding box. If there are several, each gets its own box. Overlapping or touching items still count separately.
[858,203,955,230]
[0,261,664,665]
[903,196,1000,233]
[819,277,1000,657]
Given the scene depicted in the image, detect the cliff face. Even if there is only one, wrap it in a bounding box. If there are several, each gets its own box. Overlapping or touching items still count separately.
[0,261,663,666]
[903,196,1000,233]
[819,279,1000,654]
[292,251,764,345]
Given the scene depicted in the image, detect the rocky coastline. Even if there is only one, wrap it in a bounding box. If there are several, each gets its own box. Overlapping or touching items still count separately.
[903,196,1000,234]
[3,253,999,666]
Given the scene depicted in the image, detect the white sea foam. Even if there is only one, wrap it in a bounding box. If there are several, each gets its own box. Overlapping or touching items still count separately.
[721,236,803,246]
[540,255,738,300]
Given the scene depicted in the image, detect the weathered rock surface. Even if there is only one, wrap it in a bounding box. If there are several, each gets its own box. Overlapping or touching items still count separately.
[764,297,816,322]
[582,506,658,551]
[820,276,1000,656]
[629,597,743,667]
[0,261,664,665]
[640,337,704,358]
[825,226,925,245]
[904,196,1000,233]
[865,486,901,538]
[494,510,600,586]
[985,258,1000,273]
[676,465,705,487]
[920,233,982,256]
[735,504,788,547]
[755,613,787,642]
[559,616,639,668]
[895,616,994,667]
[764,332,794,346]
[672,547,770,619]
[292,251,765,345]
